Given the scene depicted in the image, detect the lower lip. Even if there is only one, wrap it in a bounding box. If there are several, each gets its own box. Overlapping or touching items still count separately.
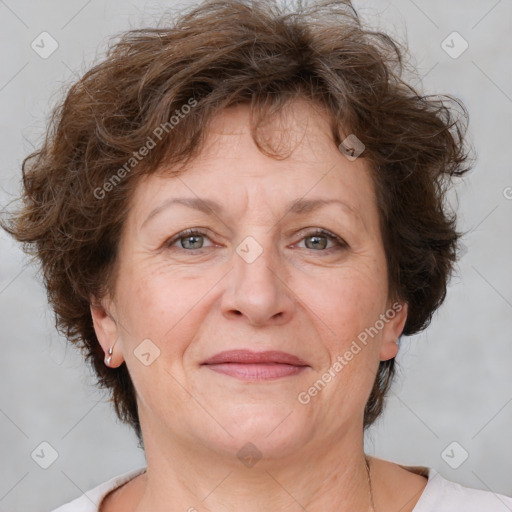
[203,363,308,380]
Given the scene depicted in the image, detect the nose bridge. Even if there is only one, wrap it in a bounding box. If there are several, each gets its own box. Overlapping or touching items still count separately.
[222,229,293,325]
[235,231,276,283]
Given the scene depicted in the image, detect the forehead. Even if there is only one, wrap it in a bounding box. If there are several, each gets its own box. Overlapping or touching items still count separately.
[128,99,379,232]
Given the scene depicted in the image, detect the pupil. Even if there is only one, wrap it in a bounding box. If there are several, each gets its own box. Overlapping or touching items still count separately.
[307,235,326,250]
[184,235,202,249]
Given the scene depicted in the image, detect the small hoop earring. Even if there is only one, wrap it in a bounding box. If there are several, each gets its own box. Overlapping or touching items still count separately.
[105,345,114,367]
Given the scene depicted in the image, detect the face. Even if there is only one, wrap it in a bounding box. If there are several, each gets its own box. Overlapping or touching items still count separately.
[91,99,407,460]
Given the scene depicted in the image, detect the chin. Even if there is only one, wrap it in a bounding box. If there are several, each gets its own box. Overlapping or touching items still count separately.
[199,403,312,461]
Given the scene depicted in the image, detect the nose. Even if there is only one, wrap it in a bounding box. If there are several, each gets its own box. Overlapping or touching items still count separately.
[221,236,295,327]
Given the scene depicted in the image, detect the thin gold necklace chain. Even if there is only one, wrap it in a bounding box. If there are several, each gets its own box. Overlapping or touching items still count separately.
[365,456,376,512]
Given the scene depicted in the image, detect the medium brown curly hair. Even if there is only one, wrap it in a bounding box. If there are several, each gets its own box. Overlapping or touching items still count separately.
[1,0,472,446]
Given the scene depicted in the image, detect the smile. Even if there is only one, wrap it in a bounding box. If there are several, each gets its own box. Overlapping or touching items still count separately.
[201,350,310,381]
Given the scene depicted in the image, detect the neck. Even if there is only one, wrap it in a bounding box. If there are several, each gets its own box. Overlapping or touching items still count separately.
[134,423,373,512]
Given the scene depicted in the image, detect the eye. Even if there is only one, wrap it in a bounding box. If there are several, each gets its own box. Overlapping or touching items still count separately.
[163,228,348,253]
[164,229,213,251]
[297,229,348,251]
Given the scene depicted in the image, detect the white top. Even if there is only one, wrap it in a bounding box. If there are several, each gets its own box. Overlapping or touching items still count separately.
[51,465,512,511]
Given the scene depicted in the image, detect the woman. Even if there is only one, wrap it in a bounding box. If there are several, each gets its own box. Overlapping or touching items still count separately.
[2,0,511,511]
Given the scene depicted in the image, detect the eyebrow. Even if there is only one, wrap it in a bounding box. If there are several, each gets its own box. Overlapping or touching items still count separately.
[140,196,361,230]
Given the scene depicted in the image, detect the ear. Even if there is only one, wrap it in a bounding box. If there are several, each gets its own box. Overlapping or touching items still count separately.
[90,294,122,367]
[379,301,408,361]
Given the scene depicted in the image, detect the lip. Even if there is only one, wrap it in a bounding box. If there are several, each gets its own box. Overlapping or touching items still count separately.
[202,350,309,366]
[202,350,310,381]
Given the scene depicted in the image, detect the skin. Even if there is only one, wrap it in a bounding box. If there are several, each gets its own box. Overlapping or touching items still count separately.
[91,98,427,512]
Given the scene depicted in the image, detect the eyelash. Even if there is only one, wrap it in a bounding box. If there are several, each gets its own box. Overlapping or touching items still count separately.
[164,228,348,253]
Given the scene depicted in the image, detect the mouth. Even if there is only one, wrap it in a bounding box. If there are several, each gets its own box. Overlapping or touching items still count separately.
[201,350,310,381]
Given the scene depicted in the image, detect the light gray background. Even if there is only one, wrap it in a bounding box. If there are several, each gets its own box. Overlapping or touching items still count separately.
[1,1,511,511]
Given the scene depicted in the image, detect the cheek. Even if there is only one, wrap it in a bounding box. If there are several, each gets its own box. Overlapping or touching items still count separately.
[114,263,177,342]
[308,278,383,416]
[309,263,387,340]
[117,263,216,356]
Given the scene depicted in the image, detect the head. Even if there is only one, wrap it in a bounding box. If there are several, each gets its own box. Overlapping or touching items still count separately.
[1,0,471,454]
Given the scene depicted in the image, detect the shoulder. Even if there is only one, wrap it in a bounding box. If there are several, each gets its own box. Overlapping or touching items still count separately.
[49,466,147,512]
[412,467,512,512]
[370,456,512,512]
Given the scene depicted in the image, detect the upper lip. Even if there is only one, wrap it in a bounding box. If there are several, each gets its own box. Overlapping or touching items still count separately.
[202,350,309,366]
